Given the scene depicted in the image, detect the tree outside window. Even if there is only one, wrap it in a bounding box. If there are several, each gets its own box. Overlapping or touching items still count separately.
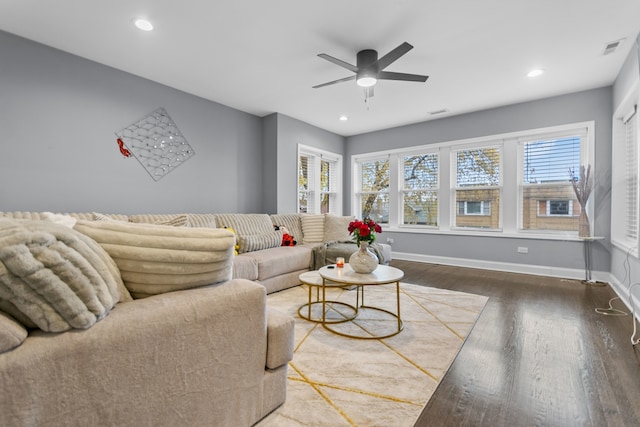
[402,153,438,225]
[359,158,389,223]
[454,146,501,229]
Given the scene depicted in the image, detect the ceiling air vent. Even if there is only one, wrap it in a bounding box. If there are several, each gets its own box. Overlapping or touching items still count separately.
[603,38,625,55]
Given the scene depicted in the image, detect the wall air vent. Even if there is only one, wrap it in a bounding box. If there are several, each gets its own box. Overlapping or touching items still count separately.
[603,38,625,55]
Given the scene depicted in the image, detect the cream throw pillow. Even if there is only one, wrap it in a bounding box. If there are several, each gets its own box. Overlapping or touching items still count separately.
[73,220,236,299]
[301,214,325,243]
[323,214,355,242]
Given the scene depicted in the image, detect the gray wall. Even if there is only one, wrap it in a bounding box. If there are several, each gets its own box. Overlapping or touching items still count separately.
[346,88,613,274]
[0,30,263,214]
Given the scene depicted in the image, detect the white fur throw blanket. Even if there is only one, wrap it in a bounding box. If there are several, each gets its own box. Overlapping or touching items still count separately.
[0,219,124,332]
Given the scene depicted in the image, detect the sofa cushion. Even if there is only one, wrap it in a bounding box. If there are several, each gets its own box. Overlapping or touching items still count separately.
[323,214,355,242]
[266,307,295,369]
[300,214,325,243]
[73,220,235,298]
[270,214,303,245]
[0,312,27,353]
[232,255,259,281]
[0,219,125,332]
[241,246,312,281]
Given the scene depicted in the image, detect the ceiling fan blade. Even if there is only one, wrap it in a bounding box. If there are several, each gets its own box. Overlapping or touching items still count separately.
[378,71,429,82]
[375,42,414,71]
[312,75,356,89]
[317,53,358,72]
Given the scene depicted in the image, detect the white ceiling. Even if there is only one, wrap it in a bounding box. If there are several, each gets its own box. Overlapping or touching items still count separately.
[1,1,639,136]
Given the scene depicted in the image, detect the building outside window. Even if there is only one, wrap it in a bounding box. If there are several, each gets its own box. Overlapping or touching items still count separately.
[453,146,501,229]
[298,145,342,214]
[519,133,583,232]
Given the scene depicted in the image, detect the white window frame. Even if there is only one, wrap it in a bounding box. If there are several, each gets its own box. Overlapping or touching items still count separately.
[459,200,491,216]
[516,125,591,235]
[611,81,640,256]
[400,150,440,227]
[538,200,574,217]
[451,142,503,231]
[297,144,342,215]
[352,154,391,224]
[351,121,594,239]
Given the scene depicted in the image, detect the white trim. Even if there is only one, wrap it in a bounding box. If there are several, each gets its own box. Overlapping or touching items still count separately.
[606,272,640,324]
[298,144,343,215]
[391,251,608,282]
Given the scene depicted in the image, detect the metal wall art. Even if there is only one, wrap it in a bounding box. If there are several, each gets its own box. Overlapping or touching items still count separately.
[115,107,195,181]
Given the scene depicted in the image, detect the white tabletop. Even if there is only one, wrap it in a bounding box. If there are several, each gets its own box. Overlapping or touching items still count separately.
[318,264,404,285]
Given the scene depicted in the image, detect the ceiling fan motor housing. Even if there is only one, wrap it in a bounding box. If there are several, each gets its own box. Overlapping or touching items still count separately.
[357,49,379,73]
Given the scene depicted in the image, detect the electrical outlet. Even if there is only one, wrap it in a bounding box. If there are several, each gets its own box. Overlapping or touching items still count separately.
[517,246,529,254]
[386,238,394,244]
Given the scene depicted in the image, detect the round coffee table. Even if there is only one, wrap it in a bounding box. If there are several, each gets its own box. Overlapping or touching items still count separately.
[318,264,404,339]
[297,271,358,324]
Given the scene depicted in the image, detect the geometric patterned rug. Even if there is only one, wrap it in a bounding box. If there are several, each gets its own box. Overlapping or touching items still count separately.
[257,282,488,426]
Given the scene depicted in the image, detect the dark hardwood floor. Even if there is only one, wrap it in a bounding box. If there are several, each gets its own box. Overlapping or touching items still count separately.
[389,260,640,427]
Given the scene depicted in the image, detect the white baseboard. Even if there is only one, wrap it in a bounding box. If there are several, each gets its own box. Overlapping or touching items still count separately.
[391,251,640,325]
[603,272,640,324]
[391,251,608,282]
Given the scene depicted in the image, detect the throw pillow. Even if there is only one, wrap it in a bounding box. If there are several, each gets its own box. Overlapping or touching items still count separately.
[73,220,236,299]
[301,214,325,243]
[270,214,304,245]
[323,214,355,242]
[237,231,283,253]
[0,311,27,353]
[0,219,125,332]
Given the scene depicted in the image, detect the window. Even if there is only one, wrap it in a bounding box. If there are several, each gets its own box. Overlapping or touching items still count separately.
[402,153,438,225]
[612,87,639,254]
[298,145,342,214]
[351,121,593,238]
[519,133,584,233]
[538,200,576,216]
[356,157,390,224]
[453,146,501,229]
[459,200,491,216]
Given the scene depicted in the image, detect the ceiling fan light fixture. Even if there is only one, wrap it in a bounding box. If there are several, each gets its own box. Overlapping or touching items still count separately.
[356,69,377,87]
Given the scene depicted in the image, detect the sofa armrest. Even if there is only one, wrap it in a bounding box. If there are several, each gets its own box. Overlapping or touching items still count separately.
[266,307,295,369]
[0,279,269,427]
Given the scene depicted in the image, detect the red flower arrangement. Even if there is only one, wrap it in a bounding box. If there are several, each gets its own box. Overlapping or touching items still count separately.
[348,217,382,245]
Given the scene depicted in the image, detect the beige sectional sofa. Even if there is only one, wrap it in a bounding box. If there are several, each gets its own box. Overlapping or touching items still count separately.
[0,210,390,426]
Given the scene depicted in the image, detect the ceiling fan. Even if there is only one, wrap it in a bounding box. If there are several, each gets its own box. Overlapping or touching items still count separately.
[312,42,428,96]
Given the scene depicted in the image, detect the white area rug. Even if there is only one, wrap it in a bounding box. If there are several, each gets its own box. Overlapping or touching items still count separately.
[257,282,488,426]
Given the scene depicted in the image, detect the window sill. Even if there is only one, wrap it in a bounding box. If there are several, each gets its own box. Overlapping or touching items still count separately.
[384,226,590,242]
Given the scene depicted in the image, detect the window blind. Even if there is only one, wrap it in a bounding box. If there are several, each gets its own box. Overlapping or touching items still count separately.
[625,109,638,240]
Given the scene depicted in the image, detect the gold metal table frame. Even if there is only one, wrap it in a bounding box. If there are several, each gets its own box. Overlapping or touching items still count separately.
[297,271,358,324]
[317,264,404,339]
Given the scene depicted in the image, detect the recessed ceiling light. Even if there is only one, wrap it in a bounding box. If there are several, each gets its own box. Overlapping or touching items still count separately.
[339,115,348,121]
[527,69,544,78]
[134,18,154,31]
